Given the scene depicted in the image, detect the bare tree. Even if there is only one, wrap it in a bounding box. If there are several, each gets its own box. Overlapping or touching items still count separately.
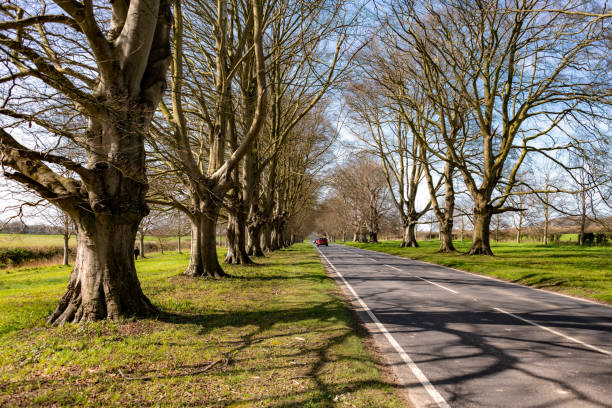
[0,1,172,323]
[390,0,612,255]
[148,0,267,276]
[330,159,391,243]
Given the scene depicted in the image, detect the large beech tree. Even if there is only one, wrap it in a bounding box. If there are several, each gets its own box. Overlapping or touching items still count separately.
[0,0,172,323]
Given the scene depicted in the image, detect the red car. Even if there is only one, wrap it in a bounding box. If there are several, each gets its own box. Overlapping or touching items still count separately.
[316,237,328,247]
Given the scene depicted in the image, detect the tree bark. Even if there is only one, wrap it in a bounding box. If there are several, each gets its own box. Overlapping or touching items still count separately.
[400,222,418,247]
[47,219,156,325]
[185,216,204,276]
[62,232,70,266]
[185,207,229,278]
[543,206,549,245]
[469,204,494,255]
[369,232,378,243]
[247,221,265,257]
[438,220,456,252]
[224,212,253,264]
[261,223,273,252]
[139,234,146,259]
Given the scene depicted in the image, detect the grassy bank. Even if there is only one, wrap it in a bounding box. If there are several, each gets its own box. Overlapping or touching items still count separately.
[0,243,406,407]
[341,240,612,304]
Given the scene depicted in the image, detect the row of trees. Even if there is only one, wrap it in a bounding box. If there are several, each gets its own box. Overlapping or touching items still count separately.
[0,0,352,323]
[320,0,611,254]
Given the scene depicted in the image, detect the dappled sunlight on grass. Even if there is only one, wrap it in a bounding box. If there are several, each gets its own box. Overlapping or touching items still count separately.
[0,244,406,407]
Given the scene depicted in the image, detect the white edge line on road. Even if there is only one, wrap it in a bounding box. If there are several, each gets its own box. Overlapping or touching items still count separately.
[346,245,611,309]
[385,264,458,294]
[492,307,611,356]
[317,249,450,408]
[348,245,611,357]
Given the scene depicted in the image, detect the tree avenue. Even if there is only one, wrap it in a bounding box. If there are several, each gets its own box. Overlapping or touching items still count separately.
[0,0,172,323]
[148,0,267,278]
[1,0,610,328]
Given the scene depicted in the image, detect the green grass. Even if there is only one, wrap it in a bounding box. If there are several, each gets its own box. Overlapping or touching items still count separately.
[0,233,183,249]
[0,244,406,407]
[341,240,612,304]
[0,234,74,248]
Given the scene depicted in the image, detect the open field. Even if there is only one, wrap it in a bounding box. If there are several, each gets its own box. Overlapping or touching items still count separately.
[0,243,406,407]
[341,240,612,304]
[0,234,76,249]
[0,234,185,249]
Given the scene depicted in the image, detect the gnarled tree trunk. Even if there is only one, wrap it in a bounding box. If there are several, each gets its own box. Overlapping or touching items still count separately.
[469,203,493,255]
[247,221,265,257]
[400,222,418,248]
[224,212,252,264]
[47,217,155,325]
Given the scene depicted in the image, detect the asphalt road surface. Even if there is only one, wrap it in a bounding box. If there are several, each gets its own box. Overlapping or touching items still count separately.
[317,244,612,408]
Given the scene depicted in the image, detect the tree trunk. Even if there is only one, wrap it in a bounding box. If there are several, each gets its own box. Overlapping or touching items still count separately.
[224,212,253,264]
[469,204,493,255]
[177,232,181,254]
[270,224,281,250]
[352,231,358,241]
[369,232,378,243]
[62,233,70,266]
[400,223,418,247]
[202,210,228,277]
[247,222,265,257]
[139,234,145,259]
[261,223,272,252]
[47,220,156,325]
[438,219,456,252]
[185,208,228,278]
[543,215,549,245]
[184,216,204,276]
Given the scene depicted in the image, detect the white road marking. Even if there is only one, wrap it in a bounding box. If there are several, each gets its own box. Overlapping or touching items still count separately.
[317,250,450,408]
[342,244,611,357]
[493,307,611,356]
[345,244,611,308]
[385,264,458,294]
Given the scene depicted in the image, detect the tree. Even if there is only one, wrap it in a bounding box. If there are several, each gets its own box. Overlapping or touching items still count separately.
[345,73,432,248]
[0,1,172,323]
[330,159,391,243]
[148,0,267,276]
[42,206,75,266]
[392,0,612,255]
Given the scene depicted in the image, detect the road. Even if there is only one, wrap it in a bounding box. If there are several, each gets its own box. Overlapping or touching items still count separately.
[317,244,612,408]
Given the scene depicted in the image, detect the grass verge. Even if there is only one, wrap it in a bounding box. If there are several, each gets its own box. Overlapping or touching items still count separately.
[341,240,612,304]
[0,243,406,407]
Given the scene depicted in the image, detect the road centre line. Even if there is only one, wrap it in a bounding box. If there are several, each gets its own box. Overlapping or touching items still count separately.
[345,244,611,308]
[493,307,611,356]
[317,249,450,408]
[349,246,611,357]
[385,264,459,294]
